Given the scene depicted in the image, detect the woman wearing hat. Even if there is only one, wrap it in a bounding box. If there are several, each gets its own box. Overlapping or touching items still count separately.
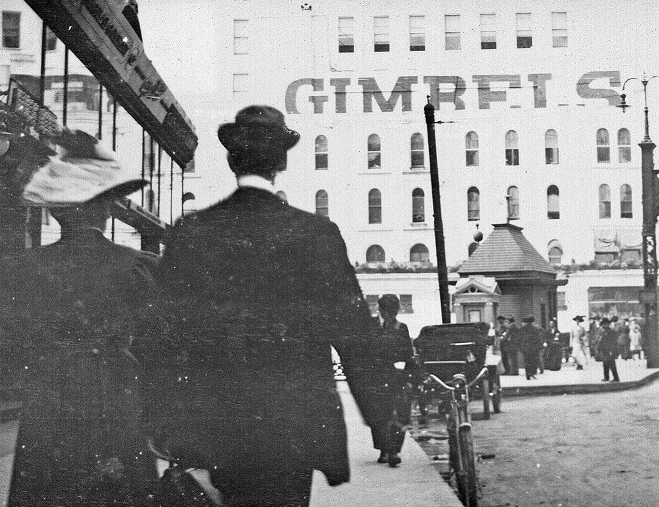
[570,315,588,370]
[2,130,159,506]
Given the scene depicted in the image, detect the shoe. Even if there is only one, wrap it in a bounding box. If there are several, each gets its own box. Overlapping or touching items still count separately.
[377,452,389,464]
[602,379,609,382]
[388,454,402,467]
[576,365,583,370]
[611,379,620,382]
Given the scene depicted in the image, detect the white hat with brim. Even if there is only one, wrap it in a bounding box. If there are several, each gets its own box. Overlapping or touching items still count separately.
[21,149,147,207]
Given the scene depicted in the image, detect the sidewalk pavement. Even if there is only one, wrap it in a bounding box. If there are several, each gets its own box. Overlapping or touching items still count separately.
[310,381,462,507]
[500,357,659,397]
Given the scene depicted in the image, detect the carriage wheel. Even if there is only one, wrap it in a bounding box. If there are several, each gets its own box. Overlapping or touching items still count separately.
[481,377,490,420]
[492,376,502,414]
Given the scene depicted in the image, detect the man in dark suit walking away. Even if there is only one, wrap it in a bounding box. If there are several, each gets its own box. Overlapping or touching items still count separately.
[146,105,385,507]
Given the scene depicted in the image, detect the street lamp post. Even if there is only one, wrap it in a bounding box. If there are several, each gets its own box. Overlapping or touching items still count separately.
[618,74,659,368]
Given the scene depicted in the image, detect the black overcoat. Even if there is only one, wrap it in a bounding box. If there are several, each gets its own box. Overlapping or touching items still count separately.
[143,187,378,486]
[0,229,158,507]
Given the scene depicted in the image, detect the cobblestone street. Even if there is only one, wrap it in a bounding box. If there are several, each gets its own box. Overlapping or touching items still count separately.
[413,375,659,507]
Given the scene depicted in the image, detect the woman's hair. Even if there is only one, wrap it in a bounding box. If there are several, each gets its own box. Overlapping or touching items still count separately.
[378,294,400,316]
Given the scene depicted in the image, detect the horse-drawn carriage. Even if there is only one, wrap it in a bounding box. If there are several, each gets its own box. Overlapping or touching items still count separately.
[414,322,502,419]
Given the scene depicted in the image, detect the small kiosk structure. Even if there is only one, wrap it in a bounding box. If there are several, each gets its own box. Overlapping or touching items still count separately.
[452,276,501,324]
[458,223,567,329]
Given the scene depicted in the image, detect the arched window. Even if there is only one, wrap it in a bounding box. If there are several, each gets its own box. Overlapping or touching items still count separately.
[545,129,559,164]
[620,184,633,218]
[368,134,381,169]
[466,131,479,166]
[411,133,424,168]
[366,244,385,263]
[505,130,519,166]
[597,128,610,163]
[410,243,430,262]
[276,190,288,202]
[412,188,425,222]
[618,128,631,163]
[547,185,559,219]
[467,186,480,221]
[548,240,563,265]
[507,186,519,220]
[315,135,328,169]
[599,184,611,218]
[368,188,382,224]
[315,190,328,217]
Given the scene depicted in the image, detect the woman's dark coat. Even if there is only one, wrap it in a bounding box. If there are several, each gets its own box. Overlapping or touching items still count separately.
[142,188,382,487]
[1,229,158,506]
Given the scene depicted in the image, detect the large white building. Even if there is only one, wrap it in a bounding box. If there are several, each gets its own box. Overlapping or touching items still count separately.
[5,0,659,334]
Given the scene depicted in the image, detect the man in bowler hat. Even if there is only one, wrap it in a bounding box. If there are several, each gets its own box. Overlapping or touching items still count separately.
[146,105,385,506]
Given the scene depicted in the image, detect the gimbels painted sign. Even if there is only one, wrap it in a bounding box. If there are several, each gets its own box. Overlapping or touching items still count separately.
[285,71,622,114]
[24,0,197,166]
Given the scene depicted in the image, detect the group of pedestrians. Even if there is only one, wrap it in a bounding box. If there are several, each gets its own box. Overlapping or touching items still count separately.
[496,314,558,380]
[0,106,406,507]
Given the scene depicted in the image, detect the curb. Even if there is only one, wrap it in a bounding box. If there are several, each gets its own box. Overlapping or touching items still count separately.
[501,369,659,397]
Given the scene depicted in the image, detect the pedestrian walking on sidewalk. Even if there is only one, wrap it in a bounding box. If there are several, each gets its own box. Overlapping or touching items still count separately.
[598,317,620,382]
[369,294,417,468]
[630,320,643,360]
[142,105,386,507]
[570,315,588,370]
[502,315,520,375]
[0,130,158,506]
[544,319,563,371]
[519,315,544,380]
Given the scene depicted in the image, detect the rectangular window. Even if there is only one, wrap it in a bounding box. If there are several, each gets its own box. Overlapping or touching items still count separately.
[444,15,461,50]
[506,149,519,166]
[409,15,425,51]
[552,12,568,48]
[619,146,631,163]
[233,19,248,55]
[480,14,496,50]
[2,11,20,49]
[400,295,414,314]
[516,13,532,48]
[338,17,354,53]
[545,147,559,164]
[557,292,567,311]
[374,16,389,52]
[597,146,610,163]
[599,200,611,218]
[232,73,248,101]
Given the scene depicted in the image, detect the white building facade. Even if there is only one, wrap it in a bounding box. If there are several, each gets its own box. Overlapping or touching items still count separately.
[5,0,659,334]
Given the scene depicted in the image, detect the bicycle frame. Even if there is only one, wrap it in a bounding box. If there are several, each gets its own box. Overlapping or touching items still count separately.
[424,367,487,507]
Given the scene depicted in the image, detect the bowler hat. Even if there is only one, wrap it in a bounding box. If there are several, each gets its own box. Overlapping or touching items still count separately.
[522,315,535,323]
[573,315,585,323]
[600,317,610,326]
[217,105,300,153]
[21,129,146,207]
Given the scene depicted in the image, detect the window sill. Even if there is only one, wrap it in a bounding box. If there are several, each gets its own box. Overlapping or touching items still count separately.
[404,167,428,173]
[358,227,395,233]
[404,223,432,231]
[358,171,392,175]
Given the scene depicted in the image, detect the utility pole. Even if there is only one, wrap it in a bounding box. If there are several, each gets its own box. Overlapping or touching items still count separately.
[424,97,451,324]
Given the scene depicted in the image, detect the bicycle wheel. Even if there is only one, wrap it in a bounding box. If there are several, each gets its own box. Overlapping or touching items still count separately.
[458,423,479,507]
[446,413,466,499]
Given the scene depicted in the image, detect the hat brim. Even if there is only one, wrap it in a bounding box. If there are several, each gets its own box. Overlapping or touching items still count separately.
[217,123,300,152]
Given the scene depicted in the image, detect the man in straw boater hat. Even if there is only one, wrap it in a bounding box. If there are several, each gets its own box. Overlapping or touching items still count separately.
[0,129,160,506]
[146,105,387,506]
